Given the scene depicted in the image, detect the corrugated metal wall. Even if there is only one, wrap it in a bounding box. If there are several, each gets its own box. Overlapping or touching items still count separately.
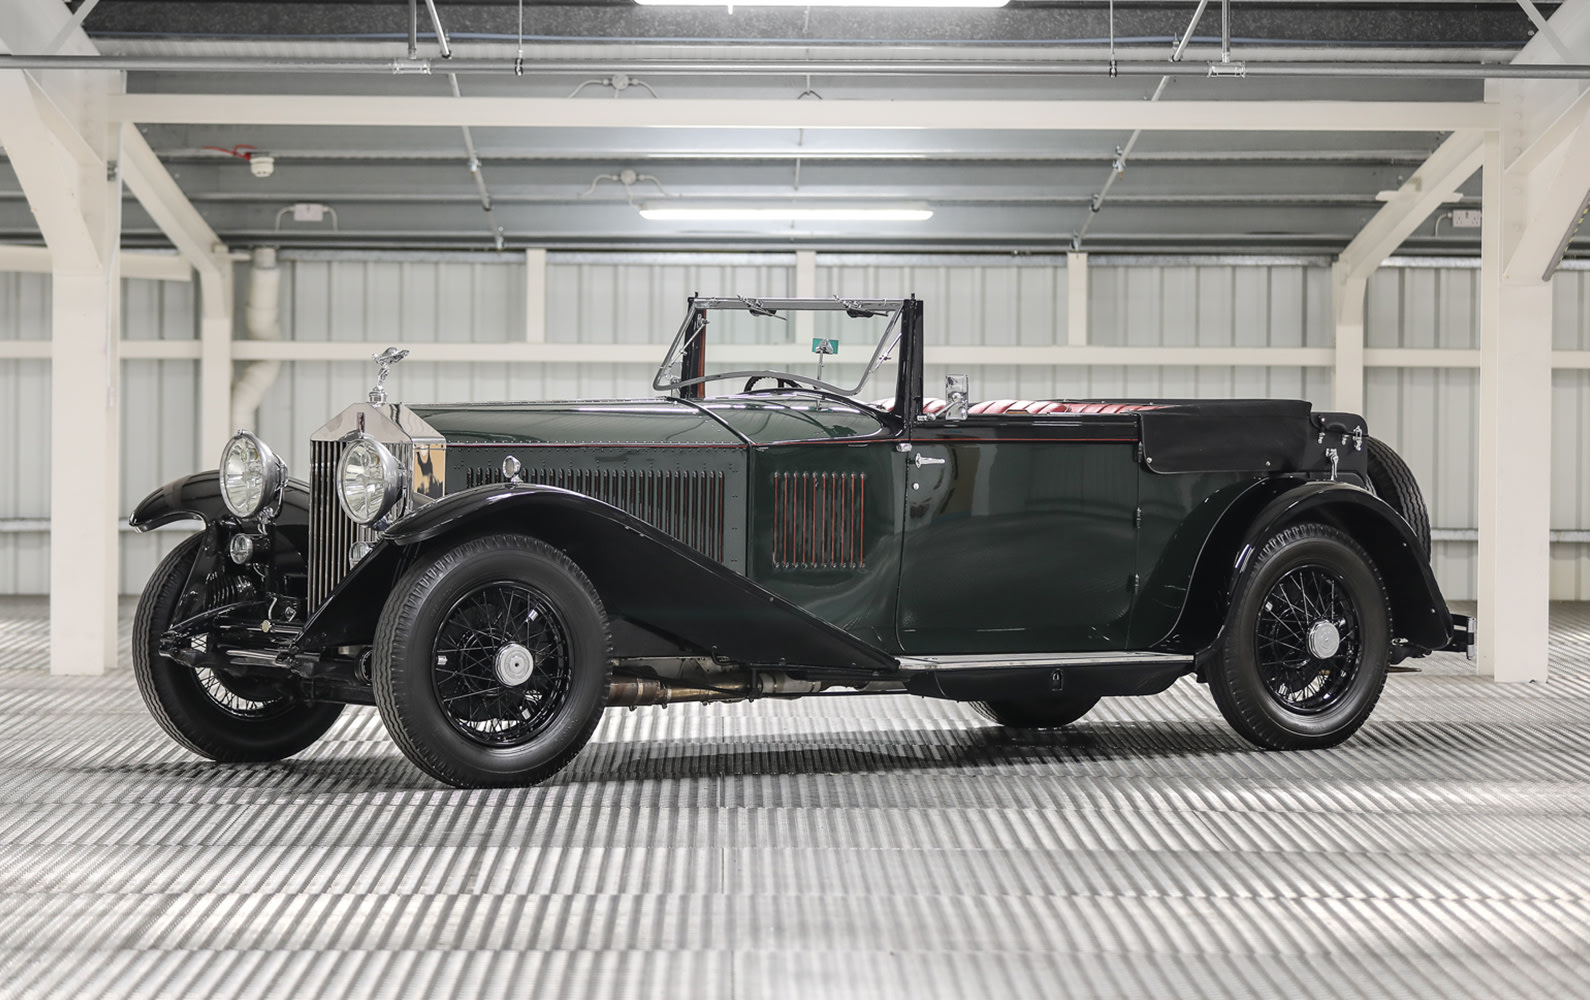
[7,252,1588,601]
[1551,270,1590,598]
[1363,265,1482,601]
[0,273,51,595]
[0,273,203,594]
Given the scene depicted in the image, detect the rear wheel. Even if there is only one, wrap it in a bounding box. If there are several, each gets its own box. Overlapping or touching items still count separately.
[373,534,611,787]
[1209,523,1390,750]
[973,694,1099,729]
[133,533,344,761]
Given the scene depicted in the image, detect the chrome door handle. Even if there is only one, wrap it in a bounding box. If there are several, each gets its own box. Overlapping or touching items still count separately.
[913,453,946,468]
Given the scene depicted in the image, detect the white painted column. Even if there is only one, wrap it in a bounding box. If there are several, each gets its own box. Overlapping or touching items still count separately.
[198,254,234,460]
[524,248,546,343]
[47,125,123,675]
[794,250,817,346]
[1066,251,1088,346]
[1330,265,1367,415]
[49,269,121,673]
[1477,130,1553,683]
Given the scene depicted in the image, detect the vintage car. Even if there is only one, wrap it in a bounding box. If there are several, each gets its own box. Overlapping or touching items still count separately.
[130,296,1474,787]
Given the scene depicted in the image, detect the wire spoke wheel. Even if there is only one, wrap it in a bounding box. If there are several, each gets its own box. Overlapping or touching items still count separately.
[1253,564,1361,714]
[373,534,611,787]
[132,531,345,762]
[1210,523,1390,751]
[431,581,574,747]
[194,667,299,720]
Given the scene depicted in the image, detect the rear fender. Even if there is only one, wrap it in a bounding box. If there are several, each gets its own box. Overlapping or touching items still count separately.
[1163,480,1453,656]
[295,484,899,674]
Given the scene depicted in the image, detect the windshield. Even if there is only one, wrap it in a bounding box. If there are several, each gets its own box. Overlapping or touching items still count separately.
[652,297,905,401]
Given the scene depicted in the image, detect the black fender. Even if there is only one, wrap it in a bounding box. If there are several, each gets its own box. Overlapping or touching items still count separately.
[1159,479,1452,657]
[295,484,899,674]
[130,471,311,533]
[129,472,313,590]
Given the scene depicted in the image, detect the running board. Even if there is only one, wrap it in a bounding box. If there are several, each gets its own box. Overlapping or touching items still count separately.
[896,651,1195,702]
[897,651,1194,672]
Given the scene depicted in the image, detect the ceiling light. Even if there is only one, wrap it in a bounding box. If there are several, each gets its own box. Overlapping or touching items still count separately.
[638,0,1007,6]
[640,204,933,222]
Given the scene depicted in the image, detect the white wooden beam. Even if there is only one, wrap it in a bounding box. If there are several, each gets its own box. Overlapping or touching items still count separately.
[794,250,816,346]
[0,339,1527,368]
[1330,130,1483,413]
[120,126,225,267]
[1506,111,1590,281]
[524,248,547,343]
[1330,269,1368,413]
[0,73,101,264]
[1506,85,1590,177]
[1479,127,1554,683]
[120,124,235,460]
[1066,252,1088,347]
[0,244,191,281]
[108,94,1501,133]
[1339,131,1486,280]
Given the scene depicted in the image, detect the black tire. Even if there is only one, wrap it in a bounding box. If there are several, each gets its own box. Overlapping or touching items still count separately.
[1365,436,1430,558]
[973,695,1100,729]
[1209,523,1390,750]
[372,534,611,788]
[133,534,345,762]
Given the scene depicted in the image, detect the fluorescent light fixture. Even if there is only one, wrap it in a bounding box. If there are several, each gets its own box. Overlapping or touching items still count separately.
[639,0,1006,6]
[640,204,933,222]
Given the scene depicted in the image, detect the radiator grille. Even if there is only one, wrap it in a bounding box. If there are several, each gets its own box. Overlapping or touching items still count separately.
[464,465,726,562]
[309,440,381,608]
[772,472,866,569]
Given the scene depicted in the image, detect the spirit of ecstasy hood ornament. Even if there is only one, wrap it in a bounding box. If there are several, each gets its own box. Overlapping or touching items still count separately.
[368,347,409,404]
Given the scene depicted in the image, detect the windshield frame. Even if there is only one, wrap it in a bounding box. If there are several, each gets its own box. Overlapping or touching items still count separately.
[651,297,907,398]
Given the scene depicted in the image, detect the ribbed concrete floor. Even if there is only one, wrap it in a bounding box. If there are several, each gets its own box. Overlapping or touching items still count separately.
[2,598,1589,1000]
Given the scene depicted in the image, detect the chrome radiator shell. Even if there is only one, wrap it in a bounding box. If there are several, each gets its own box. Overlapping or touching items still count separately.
[308,402,445,608]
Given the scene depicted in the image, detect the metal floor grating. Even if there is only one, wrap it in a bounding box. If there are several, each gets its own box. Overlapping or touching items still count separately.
[2,599,1590,999]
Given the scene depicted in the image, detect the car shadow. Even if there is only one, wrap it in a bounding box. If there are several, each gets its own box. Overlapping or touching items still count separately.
[71,718,1259,794]
[575,719,1254,784]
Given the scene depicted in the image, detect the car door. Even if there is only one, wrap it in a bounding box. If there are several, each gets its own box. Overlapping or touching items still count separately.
[894,418,1140,654]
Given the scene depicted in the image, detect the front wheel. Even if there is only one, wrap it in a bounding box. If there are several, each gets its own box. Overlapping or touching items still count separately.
[373,534,611,788]
[133,534,345,761]
[1209,523,1390,750]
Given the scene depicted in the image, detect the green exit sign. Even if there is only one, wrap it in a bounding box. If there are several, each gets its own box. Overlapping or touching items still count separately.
[812,338,838,355]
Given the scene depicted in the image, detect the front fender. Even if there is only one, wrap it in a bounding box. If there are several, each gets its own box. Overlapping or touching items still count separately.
[129,471,310,532]
[298,484,899,674]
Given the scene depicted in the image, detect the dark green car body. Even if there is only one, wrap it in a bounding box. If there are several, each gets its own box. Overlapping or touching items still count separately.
[129,296,1471,786]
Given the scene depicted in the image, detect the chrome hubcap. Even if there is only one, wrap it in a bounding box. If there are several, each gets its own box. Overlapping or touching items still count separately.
[494,643,535,686]
[1307,620,1342,660]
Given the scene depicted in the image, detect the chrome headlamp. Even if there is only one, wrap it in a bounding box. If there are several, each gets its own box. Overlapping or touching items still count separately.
[219,431,286,519]
[337,435,403,525]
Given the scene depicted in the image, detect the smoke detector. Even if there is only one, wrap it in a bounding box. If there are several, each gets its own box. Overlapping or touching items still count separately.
[249,154,276,178]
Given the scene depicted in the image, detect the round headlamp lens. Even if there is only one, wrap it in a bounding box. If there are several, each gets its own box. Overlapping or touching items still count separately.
[219,432,275,518]
[337,437,399,525]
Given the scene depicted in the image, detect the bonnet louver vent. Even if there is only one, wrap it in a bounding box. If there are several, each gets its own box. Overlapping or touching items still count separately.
[465,466,726,562]
[772,472,865,570]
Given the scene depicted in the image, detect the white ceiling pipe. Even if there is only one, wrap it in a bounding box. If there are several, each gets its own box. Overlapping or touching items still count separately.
[231,246,284,433]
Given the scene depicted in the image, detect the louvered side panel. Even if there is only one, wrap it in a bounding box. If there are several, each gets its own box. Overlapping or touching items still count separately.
[772,472,865,569]
[459,463,726,563]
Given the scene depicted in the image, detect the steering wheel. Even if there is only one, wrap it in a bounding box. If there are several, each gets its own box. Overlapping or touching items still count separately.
[743,375,802,392]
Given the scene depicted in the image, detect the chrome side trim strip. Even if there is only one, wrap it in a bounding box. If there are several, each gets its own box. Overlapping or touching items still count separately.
[895,651,1196,673]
